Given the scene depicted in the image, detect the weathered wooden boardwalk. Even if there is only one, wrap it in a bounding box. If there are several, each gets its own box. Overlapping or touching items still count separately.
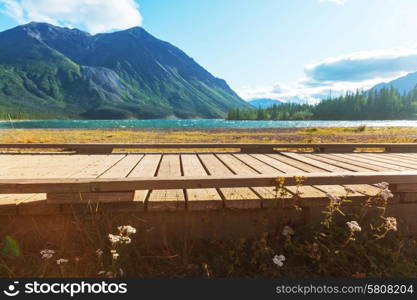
[2,143,417,216]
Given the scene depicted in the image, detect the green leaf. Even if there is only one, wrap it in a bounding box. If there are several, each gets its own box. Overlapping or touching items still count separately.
[2,236,20,257]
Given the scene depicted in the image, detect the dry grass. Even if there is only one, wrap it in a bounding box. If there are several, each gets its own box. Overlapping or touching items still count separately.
[0,127,416,153]
[1,126,417,144]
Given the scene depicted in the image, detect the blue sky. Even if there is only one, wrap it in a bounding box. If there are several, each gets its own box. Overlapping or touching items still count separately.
[1,0,417,102]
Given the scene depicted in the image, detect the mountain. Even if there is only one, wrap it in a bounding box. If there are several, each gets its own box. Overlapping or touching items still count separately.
[371,71,417,95]
[248,98,284,108]
[0,22,250,119]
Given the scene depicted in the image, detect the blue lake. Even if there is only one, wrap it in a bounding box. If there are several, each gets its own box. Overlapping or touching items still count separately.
[1,119,417,129]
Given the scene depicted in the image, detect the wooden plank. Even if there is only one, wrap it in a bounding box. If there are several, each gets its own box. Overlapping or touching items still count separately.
[333,153,413,171]
[66,154,126,178]
[358,153,417,170]
[300,154,387,197]
[147,154,185,211]
[181,154,222,210]
[237,153,368,203]
[391,183,417,192]
[128,154,161,204]
[343,184,381,196]
[20,155,106,206]
[100,154,144,178]
[281,152,348,172]
[2,171,417,193]
[48,191,134,203]
[314,153,389,171]
[390,153,417,161]
[267,153,376,198]
[384,153,417,163]
[101,154,161,213]
[267,154,364,200]
[233,153,284,174]
[0,155,55,177]
[250,154,307,174]
[231,154,330,204]
[312,184,365,198]
[265,153,325,172]
[305,153,381,172]
[199,154,260,209]
[50,155,143,205]
[0,155,59,212]
[217,153,283,203]
[45,154,125,210]
[18,154,101,214]
[0,155,87,214]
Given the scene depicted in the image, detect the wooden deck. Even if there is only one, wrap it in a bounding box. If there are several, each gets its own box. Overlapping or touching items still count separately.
[2,143,417,215]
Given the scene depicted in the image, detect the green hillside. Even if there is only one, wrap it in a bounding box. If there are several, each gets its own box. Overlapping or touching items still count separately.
[0,22,251,120]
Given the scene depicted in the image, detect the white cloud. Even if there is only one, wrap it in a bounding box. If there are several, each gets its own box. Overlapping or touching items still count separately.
[0,0,143,34]
[235,83,321,105]
[319,0,347,5]
[305,47,417,83]
[237,47,417,103]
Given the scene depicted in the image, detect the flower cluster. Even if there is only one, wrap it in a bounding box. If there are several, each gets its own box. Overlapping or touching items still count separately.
[108,234,132,245]
[385,217,398,232]
[108,225,136,246]
[56,258,69,265]
[376,182,394,200]
[118,225,136,235]
[346,221,361,233]
[272,254,286,267]
[375,182,389,189]
[40,249,55,259]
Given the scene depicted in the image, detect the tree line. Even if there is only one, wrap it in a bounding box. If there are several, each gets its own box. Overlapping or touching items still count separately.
[227,87,417,120]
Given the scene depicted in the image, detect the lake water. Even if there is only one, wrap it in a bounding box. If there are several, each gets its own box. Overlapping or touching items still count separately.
[1,119,417,129]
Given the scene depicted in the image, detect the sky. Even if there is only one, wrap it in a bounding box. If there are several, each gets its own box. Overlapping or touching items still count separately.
[1,0,417,103]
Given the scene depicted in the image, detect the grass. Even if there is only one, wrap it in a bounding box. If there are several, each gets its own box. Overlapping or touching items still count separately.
[1,183,416,278]
[1,126,417,145]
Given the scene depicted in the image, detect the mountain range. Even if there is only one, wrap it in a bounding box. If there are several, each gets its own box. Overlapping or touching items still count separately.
[0,22,250,119]
[370,71,417,95]
[248,98,284,108]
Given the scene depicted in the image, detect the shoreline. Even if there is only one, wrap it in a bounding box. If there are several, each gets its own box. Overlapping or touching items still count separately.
[1,127,417,145]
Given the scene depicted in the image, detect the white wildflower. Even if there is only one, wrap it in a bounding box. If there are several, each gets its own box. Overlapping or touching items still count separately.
[375,182,389,189]
[121,237,132,244]
[118,225,136,235]
[282,225,295,237]
[111,250,119,260]
[272,254,286,267]
[326,193,340,202]
[380,189,394,200]
[346,221,361,233]
[108,234,121,245]
[96,249,103,257]
[56,258,69,265]
[385,217,398,231]
[40,249,55,259]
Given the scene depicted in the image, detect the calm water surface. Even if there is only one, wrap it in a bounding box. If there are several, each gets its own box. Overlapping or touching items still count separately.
[1,119,417,129]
